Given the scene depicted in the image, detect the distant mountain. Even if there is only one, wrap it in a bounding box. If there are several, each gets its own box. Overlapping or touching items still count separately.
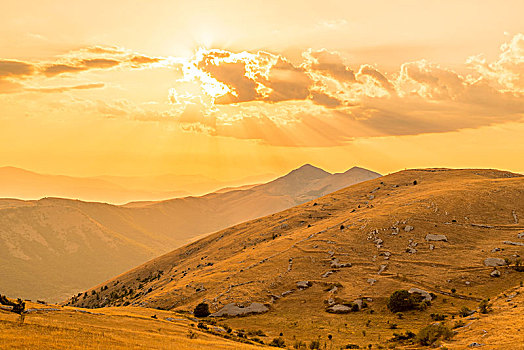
[0,164,380,302]
[0,167,190,204]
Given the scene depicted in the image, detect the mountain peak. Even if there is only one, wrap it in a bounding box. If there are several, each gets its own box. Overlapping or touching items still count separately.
[285,164,331,178]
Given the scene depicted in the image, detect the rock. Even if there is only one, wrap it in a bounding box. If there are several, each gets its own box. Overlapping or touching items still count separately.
[513,210,519,224]
[210,302,269,317]
[322,271,334,278]
[429,244,435,250]
[491,247,501,252]
[367,278,377,285]
[296,281,312,289]
[484,257,506,267]
[368,195,375,200]
[378,264,387,274]
[281,290,294,297]
[517,232,524,239]
[404,225,414,232]
[468,342,484,347]
[425,234,448,242]
[406,247,417,254]
[353,299,363,310]
[330,258,352,268]
[503,241,524,246]
[327,304,352,314]
[490,269,501,277]
[408,288,432,302]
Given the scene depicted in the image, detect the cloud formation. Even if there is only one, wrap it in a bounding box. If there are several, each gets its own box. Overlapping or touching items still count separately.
[169,34,523,146]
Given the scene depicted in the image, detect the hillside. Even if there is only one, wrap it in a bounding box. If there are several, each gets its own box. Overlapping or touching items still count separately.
[0,164,380,302]
[69,168,524,349]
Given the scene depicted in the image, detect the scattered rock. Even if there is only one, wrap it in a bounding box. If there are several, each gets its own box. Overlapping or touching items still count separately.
[322,271,334,278]
[490,269,501,278]
[484,257,506,267]
[425,233,448,242]
[517,232,524,239]
[296,281,312,289]
[429,244,435,250]
[491,247,501,252]
[512,210,519,224]
[281,290,294,297]
[503,241,524,246]
[405,247,417,254]
[353,299,363,310]
[468,342,484,347]
[378,264,387,274]
[210,302,269,317]
[330,258,352,268]
[404,225,414,232]
[408,288,432,302]
[367,278,377,285]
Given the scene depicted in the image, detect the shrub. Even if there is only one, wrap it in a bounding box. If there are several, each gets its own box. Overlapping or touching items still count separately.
[309,340,321,349]
[344,344,360,349]
[293,340,306,349]
[479,300,491,314]
[430,313,447,321]
[389,323,398,329]
[194,302,210,317]
[269,337,286,348]
[415,324,453,346]
[387,290,417,313]
[389,330,416,343]
[459,306,471,317]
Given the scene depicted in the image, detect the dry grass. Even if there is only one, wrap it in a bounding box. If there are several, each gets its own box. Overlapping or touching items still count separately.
[0,303,265,349]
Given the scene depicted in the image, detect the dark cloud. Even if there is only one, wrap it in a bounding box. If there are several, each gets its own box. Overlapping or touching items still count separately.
[310,91,342,108]
[307,49,355,82]
[358,65,395,92]
[81,58,121,69]
[262,58,312,102]
[0,60,35,77]
[42,64,88,76]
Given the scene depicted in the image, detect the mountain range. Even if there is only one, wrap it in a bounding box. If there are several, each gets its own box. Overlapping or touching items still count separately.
[0,164,381,302]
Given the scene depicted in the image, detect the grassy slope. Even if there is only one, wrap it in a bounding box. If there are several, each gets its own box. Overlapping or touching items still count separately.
[0,302,266,350]
[69,168,524,348]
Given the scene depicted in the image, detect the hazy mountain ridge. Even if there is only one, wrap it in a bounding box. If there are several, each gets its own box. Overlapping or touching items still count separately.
[0,164,380,302]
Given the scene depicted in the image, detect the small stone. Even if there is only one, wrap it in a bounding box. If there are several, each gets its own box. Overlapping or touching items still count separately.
[425,233,448,242]
[484,258,506,267]
[490,269,501,278]
[404,225,414,232]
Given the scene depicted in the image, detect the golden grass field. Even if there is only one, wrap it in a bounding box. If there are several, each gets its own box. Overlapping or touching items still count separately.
[0,302,266,349]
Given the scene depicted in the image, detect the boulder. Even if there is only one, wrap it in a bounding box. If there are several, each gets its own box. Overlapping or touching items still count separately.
[353,299,363,310]
[484,257,506,267]
[210,302,268,317]
[322,271,334,278]
[408,288,432,302]
[425,234,448,242]
[404,225,414,232]
[517,232,524,239]
[327,304,352,314]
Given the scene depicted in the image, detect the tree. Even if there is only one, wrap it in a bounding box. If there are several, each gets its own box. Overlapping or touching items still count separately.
[387,290,417,313]
[194,302,210,317]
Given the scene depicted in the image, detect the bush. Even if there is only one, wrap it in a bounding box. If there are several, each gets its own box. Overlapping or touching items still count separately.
[387,290,417,313]
[389,330,416,343]
[293,340,306,349]
[194,302,210,317]
[309,340,321,349]
[459,306,471,317]
[344,345,360,349]
[430,313,447,321]
[416,324,453,346]
[479,300,491,314]
[269,337,286,347]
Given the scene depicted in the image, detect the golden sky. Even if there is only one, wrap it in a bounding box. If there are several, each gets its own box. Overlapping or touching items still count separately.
[1,0,523,179]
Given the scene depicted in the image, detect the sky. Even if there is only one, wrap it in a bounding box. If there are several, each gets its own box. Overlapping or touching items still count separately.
[1,0,523,180]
